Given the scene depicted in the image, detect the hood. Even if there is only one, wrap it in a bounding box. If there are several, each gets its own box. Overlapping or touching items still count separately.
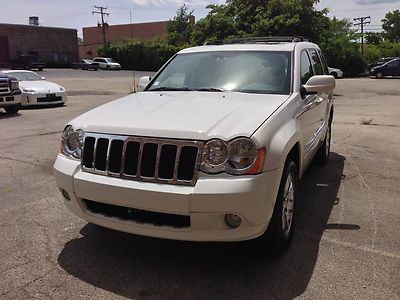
[20,80,64,93]
[70,91,289,141]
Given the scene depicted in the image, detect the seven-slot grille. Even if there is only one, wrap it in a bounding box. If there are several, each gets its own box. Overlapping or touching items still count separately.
[81,133,204,186]
[0,79,10,95]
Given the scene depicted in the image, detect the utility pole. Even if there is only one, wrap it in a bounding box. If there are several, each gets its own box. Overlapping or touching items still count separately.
[92,6,110,51]
[353,16,371,56]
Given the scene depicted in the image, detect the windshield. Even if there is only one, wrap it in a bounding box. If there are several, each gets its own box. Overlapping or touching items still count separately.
[147,51,291,94]
[106,58,115,63]
[6,72,43,81]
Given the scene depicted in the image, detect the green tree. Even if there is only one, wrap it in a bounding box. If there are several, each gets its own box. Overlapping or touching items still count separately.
[365,32,384,45]
[167,5,194,46]
[318,18,364,75]
[382,10,400,42]
[192,0,329,45]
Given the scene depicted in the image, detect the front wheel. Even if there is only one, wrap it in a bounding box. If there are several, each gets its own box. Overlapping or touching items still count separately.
[4,104,20,115]
[106,65,111,70]
[263,159,298,254]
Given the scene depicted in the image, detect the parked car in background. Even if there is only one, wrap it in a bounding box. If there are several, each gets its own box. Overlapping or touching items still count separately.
[0,74,21,114]
[1,70,67,106]
[8,55,45,71]
[368,57,399,71]
[370,58,400,79]
[71,59,99,71]
[93,57,121,70]
[328,67,343,79]
[54,37,336,254]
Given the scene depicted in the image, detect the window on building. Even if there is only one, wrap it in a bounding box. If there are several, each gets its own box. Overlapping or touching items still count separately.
[53,52,59,62]
[28,51,38,58]
[64,52,70,63]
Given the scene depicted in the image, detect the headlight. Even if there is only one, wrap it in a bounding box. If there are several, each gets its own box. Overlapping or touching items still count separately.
[22,88,37,94]
[10,80,19,90]
[201,137,265,175]
[226,138,258,173]
[61,125,84,159]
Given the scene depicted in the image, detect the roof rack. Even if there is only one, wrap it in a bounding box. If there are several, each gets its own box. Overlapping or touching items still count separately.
[205,36,311,45]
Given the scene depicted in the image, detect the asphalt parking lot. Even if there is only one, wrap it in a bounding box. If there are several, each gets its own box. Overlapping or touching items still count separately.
[1,70,399,299]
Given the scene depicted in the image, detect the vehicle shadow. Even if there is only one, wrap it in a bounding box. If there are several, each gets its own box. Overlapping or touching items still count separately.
[58,152,346,299]
[0,111,21,119]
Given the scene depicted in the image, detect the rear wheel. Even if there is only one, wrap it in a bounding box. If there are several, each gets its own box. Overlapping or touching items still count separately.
[263,159,298,254]
[315,119,332,165]
[4,104,20,115]
[330,72,338,79]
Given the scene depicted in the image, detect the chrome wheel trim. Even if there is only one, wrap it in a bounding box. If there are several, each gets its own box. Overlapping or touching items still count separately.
[282,173,295,234]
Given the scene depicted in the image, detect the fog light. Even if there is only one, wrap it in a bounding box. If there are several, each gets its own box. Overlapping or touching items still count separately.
[225,214,242,228]
[60,189,71,201]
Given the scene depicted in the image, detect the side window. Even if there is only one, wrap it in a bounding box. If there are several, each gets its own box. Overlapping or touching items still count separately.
[309,49,324,75]
[387,60,398,67]
[317,50,329,75]
[300,50,314,85]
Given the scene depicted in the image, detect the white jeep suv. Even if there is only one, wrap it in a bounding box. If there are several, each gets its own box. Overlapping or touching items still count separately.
[54,37,335,253]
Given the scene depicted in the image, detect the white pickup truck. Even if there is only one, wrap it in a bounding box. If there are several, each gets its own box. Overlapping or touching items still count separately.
[54,37,335,254]
[0,74,21,114]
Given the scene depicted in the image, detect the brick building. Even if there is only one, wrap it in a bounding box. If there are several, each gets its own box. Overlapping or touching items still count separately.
[80,20,168,59]
[0,19,79,67]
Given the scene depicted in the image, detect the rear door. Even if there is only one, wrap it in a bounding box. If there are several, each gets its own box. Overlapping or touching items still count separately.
[385,59,400,76]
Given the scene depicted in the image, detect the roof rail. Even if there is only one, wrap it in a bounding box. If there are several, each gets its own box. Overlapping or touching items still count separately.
[205,36,311,45]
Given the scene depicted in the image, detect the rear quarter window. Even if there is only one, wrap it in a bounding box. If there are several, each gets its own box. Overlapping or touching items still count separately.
[309,49,324,75]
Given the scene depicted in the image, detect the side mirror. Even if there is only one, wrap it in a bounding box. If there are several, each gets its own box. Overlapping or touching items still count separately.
[301,75,335,97]
[137,76,151,92]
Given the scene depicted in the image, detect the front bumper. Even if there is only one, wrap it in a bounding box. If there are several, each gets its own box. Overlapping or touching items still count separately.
[54,154,282,242]
[21,92,66,106]
[0,90,22,107]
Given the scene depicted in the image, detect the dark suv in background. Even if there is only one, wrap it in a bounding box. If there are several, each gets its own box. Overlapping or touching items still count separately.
[8,55,45,71]
[370,58,400,79]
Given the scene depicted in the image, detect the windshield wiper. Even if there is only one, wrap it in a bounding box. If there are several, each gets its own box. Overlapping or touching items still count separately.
[149,87,195,91]
[195,87,225,92]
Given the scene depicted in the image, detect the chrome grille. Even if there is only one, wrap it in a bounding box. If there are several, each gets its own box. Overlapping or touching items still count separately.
[81,133,204,186]
[0,79,10,95]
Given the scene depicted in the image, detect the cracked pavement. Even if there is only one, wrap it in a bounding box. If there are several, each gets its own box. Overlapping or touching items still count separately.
[0,70,399,299]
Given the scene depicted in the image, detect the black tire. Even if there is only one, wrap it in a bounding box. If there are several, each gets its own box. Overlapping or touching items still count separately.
[376,72,384,79]
[263,159,298,254]
[315,118,332,165]
[38,68,43,71]
[331,72,338,79]
[4,104,20,115]
[106,65,111,70]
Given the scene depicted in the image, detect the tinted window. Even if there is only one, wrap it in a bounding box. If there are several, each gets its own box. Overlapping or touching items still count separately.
[387,59,400,67]
[300,51,313,85]
[317,50,329,75]
[309,49,324,75]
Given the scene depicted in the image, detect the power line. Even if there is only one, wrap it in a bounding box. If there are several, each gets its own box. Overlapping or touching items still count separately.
[92,5,110,50]
[354,16,370,56]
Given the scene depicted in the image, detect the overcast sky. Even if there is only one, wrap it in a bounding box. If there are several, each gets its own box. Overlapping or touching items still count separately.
[0,0,399,36]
